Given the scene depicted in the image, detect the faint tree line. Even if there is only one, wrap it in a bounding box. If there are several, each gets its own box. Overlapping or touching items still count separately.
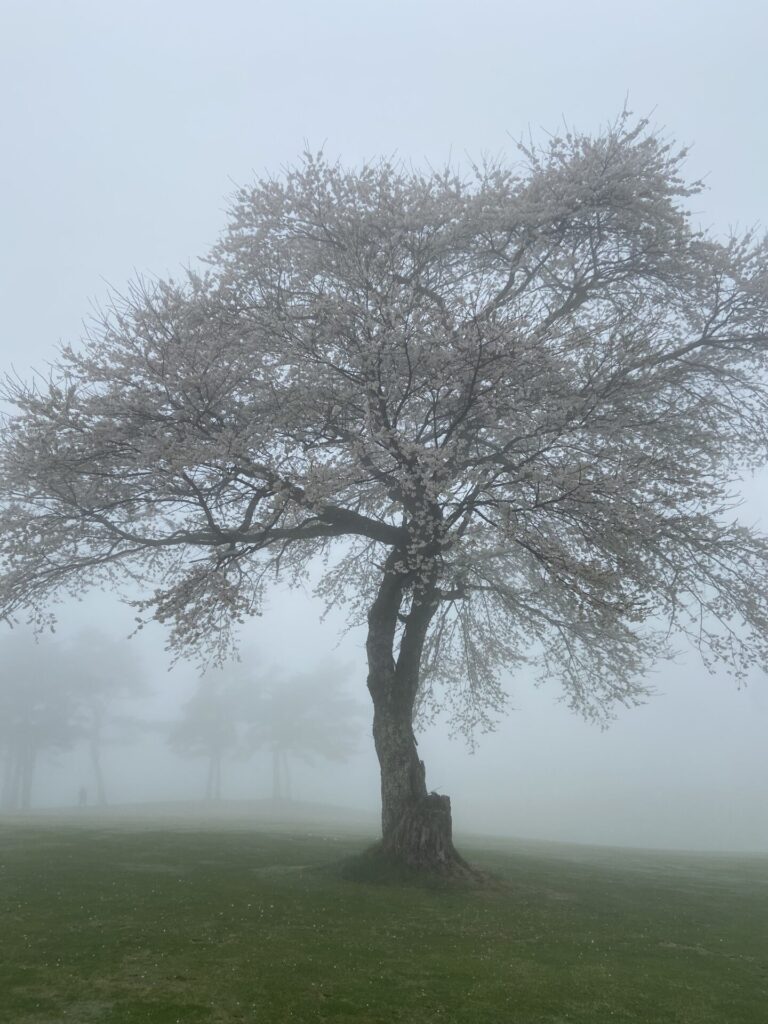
[0,630,362,812]
[169,660,363,804]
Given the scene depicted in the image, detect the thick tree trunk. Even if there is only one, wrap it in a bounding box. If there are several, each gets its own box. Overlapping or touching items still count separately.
[365,555,471,877]
[370,698,464,871]
[371,700,427,838]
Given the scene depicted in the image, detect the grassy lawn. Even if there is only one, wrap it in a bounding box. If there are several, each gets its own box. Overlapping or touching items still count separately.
[1,814,766,1023]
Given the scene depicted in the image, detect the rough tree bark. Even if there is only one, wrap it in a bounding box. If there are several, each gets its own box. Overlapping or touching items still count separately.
[365,554,473,876]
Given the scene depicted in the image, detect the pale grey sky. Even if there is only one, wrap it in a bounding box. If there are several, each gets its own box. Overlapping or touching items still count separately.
[1,0,767,850]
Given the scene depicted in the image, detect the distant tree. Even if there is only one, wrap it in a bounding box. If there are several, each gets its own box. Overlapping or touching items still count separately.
[0,634,80,811]
[167,661,362,804]
[0,630,146,811]
[168,677,239,801]
[63,629,146,807]
[235,662,363,804]
[3,115,768,872]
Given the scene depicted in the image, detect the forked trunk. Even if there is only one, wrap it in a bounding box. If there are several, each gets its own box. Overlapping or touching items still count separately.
[365,556,472,877]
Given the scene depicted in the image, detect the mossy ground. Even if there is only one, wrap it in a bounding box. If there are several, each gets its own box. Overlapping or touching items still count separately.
[1,814,766,1023]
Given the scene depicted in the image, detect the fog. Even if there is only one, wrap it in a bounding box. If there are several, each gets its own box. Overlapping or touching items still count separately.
[1,0,767,853]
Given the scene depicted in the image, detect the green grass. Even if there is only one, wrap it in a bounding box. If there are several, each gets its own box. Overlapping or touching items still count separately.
[1,815,766,1023]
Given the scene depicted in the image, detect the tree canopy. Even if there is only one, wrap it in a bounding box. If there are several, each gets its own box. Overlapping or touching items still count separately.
[2,114,768,867]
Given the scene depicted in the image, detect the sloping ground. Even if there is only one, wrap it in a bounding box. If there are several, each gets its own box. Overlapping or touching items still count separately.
[1,817,766,1023]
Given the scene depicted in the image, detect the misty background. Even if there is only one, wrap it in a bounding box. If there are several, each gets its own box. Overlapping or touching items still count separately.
[1,0,766,852]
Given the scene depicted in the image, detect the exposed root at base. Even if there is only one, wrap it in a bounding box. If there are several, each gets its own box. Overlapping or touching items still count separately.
[337,841,492,887]
[339,792,491,886]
